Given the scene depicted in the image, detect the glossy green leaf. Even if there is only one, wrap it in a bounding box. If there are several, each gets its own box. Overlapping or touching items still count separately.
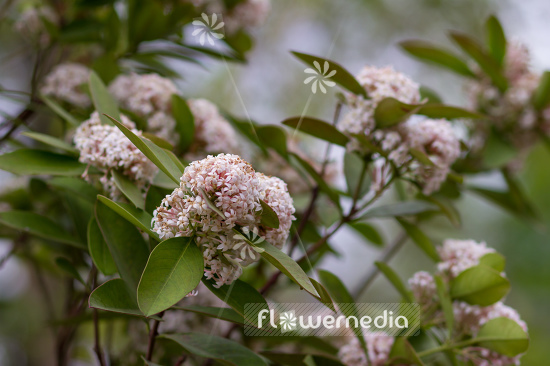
[374,97,421,128]
[95,200,149,293]
[388,337,425,366]
[49,177,99,203]
[55,257,85,286]
[344,152,370,198]
[0,149,86,176]
[152,170,179,189]
[41,94,80,126]
[479,252,506,272]
[375,262,413,302]
[161,333,268,366]
[282,117,349,147]
[450,32,508,92]
[359,201,438,219]
[416,104,485,119]
[291,51,367,97]
[88,217,117,276]
[450,265,510,306]
[532,71,550,110]
[173,305,244,324]
[434,275,454,339]
[485,16,507,66]
[137,237,203,316]
[259,199,280,229]
[89,278,142,316]
[171,94,195,151]
[21,132,78,155]
[473,317,529,357]
[348,222,384,247]
[400,40,475,77]
[0,211,84,248]
[97,195,158,239]
[112,170,145,210]
[396,218,438,261]
[89,71,120,125]
[256,125,288,158]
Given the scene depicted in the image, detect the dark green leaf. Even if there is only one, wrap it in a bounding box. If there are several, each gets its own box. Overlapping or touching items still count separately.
[259,200,280,229]
[434,275,454,339]
[374,97,421,128]
[450,265,510,306]
[41,94,81,126]
[89,71,121,125]
[416,104,485,119]
[21,132,79,155]
[89,278,142,316]
[171,94,195,151]
[88,217,117,276]
[49,177,99,203]
[0,149,86,176]
[309,277,336,312]
[485,16,507,66]
[400,40,475,77]
[359,201,438,219]
[282,117,349,147]
[97,195,158,239]
[388,337,425,366]
[375,262,413,302]
[112,170,145,210]
[55,257,85,286]
[419,86,442,104]
[473,317,529,357]
[173,305,244,324]
[348,222,384,247]
[146,185,172,215]
[256,125,288,158]
[142,132,173,150]
[344,152,370,197]
[532,71,550,110]
[396,218,438,261]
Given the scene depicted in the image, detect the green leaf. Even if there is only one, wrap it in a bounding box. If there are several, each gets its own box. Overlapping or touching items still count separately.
[202,278,269,328]
[171,94,195,151]
[146,185,172,215]
[409,148,435,167]
[137,237,203,316]
[0,149,86,176]
[416,104,485,119]
[0,211,84,248]
[434,275,454,339]
[106,114,181,184]
[282,117,349,147]
[161,333,268,366]
[60,190,94,242]
[395,218,438,261]
[41,94,81,126]
[256,125,288,158]
[344,152,370,197]
[254,239,319,298]
[142,132,173,150]
[291,51,367,97]
[309,277,337,312]
[97,195,158,239]
[359,201,438,219]
[259,200,280,229]
[49,177,99,203]
[374,97,421,128]
[388,337,425,366]
[198,188,226,219]
[95,200,149,293]
[400,40,475,78]
[473,317,529,357]
[375,262,413,302]
[449,32,508,92]
[348,222,384,247]
[112,170,145,210]
[479,252,506,272]
[89,278,143,316]
[88,217,117,276]
[173,305,244,324]
[468,186,536,221]
[89,71,121,125]
[450,265,510,306]
[21,132,79,155]
[532,71,550,110]
[485,16,507,66]
[152,170,179,190]
[419,86,442,104]
[55,257,85,286]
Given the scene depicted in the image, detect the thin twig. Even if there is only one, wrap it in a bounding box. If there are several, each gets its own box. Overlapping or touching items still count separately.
[145,312,165,361]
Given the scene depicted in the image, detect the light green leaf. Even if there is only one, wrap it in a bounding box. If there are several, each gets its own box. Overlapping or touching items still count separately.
[434,275,454,339]
[87,217,117,276]
[198,188,226,219]
[112,170,145,210]
[89,71,121,125]
[416,104,485,119]
[142,132,173,150]
[374,97,422,128]
[0,210,85,248]
[41,94,81,126]
[375,262,413,302]
[55,257,85,286]
[359,201,438,219]
[348,222,384,247]
[396,218,438,261]
[282,117,349,147]
[152,170,179,190]
[21,132,79,155]
[479,252,506,272]
[89,278,143,316]
[171,94,195,151]
[409,148,435,167]
[137,237,204,316]
[0,149,86,176]
[97,195,158,240]
[450,265,510,306]
[473,317,529,357]
[485,15,507,66]
[259,200,280,229]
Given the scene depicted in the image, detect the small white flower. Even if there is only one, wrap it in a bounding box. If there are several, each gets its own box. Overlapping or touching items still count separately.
[192,13,225,46]
[304,61,337,94]
[279,311,297,332]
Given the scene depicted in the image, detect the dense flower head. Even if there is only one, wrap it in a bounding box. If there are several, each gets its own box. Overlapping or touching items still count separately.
[74,112,158,199]
[338,332,396,366]
[408,271,437,308]
[41,63,91,107]
[152,153,295,287]
[15,5,58,45]
[437,239,495,279]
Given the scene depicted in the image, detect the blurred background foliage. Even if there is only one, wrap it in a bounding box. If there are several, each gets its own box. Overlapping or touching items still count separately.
[1,0,549,365]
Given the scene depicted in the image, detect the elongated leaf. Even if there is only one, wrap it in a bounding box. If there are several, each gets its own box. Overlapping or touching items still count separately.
[374,98,421,128]
[291,51,366,97]
[142,133,173,150]
[106,115,181,183]
[137,237,203,316]
[375,262,413,302]
[49,177,99,203]
[152,170,179,189]
[146,185,172,215]
[171,94,195,151]
[0,211,84,248]
[473,317,529,357]
[409,148,435,167]
[450,265,510,306]
[400,40,475,77]
[97,195,158,239]
[468,186,536,221]
[416,104,485,119]
[89,278,143,316]
[174,305,244,324]
[198,188,226,219]
[309,277,336,312]
[282,117,349,147]
[88,217,117,276]
[434,275,454,339]
[21,132,78,155]
[485,16,507,66]
[161,333,268,366]
[95,200,149,293]
[41,94,81,126]
[359,201,438,219]
[55,257,85,286]
[450,32,508,91]
[396,218,438,261]
[419,86,443,104]
[256,125,288,158]
[348,222,384,247]
[0,149,86,176]
[532,71,550,110]
[259,200,280,229]
[60,190,93,242]
[388,337,425,366]
[344,152,370,198]
[112,170,145,209]
[89,71,120,125]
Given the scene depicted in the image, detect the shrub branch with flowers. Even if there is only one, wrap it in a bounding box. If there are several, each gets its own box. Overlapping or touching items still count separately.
[0,3,541,366]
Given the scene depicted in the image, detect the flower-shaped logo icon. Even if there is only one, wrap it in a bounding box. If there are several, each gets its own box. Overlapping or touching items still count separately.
[304,61,337,94]
[192,13,225,46]
[279,311,297,332]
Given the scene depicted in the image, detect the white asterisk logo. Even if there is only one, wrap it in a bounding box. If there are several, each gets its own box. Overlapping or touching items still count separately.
[304,61,337,94]
[279,311,297,332]
[192,13,225,46]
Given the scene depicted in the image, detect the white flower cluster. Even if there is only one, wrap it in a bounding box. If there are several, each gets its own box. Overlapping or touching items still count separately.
[199,0,271,35]
[15,5,58,46]
[74,112,158,199]
[339,66,460,195]
[338,332,396,366]
[41,63,91,108]
[109,73,179,144]
[437,239,495,279]
[408,271,437,309]
[152,154,295,288]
